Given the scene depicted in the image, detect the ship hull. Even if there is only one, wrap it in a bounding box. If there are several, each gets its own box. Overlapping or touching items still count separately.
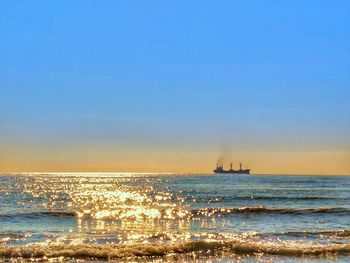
[213,169,250,174]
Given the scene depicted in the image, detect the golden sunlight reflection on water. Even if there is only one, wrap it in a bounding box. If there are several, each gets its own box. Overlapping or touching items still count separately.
[17,175,196,245]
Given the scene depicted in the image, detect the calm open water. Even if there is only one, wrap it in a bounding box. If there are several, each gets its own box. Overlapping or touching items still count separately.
[1,173,350,262]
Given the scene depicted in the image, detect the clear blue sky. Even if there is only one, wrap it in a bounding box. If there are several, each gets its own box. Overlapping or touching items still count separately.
[1,1,349,173]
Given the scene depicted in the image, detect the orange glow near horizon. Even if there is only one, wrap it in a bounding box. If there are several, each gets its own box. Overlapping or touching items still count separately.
[1,141,349,175]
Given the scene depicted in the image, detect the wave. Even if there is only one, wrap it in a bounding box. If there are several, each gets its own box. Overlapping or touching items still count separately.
[235,195,341,200]
[203,195,343,203]
[0,240,350,260]
[191,206,350,216]
[41,211,76,217]
[0,211,76,220]
[1,206,349,221]
[0,232,31,244]
[277,230,350,238]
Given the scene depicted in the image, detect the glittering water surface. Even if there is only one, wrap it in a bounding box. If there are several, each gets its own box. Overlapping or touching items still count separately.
[1,173,350,262]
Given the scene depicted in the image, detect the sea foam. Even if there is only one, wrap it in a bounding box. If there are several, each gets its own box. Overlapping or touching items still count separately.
[1,240,350,260]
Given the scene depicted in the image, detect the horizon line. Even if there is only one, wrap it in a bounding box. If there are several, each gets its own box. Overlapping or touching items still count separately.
[1,172,350,177]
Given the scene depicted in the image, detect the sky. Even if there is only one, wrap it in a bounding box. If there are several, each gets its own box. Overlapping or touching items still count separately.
[1,1,349,174]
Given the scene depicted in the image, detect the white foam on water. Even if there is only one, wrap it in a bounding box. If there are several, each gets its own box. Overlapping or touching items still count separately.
[1,239,350,260]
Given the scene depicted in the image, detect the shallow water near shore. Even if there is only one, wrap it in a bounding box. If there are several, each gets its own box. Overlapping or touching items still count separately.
[1,173,350,262]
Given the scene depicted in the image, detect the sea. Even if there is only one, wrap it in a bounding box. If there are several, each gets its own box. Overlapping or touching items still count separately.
[1,173,350,262]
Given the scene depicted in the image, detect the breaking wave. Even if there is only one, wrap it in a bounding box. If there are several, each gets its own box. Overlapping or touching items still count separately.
[1,240,350,260]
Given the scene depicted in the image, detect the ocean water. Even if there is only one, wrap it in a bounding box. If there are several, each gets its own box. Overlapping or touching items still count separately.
[1,173,350,262]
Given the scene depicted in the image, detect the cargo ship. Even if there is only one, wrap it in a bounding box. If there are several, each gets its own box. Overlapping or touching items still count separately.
[213,162,250,174]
